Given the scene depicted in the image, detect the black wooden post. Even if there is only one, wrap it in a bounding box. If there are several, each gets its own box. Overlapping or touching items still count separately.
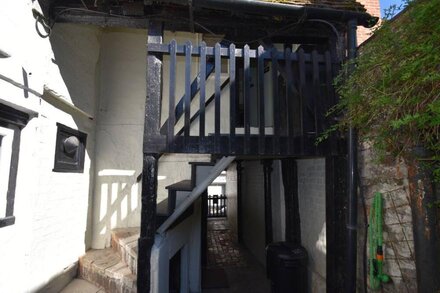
[346,18,358,293]
[138,154,159,293]
[138,20,163,293]
[237,160,243,243]
[281,158,301,245]
[201,189,208,266]
[326,156,348,293]
[407,152,440,292]
[262,159,273,246]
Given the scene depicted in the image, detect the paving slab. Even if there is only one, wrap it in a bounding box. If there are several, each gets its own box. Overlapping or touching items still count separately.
[60,279,103,293]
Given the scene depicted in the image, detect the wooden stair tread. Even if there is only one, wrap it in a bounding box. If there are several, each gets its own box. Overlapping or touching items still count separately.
[165,180,193,191]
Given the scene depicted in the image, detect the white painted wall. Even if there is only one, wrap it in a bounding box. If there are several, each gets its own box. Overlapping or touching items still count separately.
[90,28,211,249]
[241,160,286,266]
[150,199,202,293]
[297,158,326,293]
[0,1,100,291]
[242,161,266,265]
[226,162,238,238]
[271,160,286,242]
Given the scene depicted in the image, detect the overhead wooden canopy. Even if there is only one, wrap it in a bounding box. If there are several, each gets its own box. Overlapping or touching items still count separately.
[40,0,376,39]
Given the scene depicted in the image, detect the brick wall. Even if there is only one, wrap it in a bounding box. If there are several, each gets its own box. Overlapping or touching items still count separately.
[358,142,417,292]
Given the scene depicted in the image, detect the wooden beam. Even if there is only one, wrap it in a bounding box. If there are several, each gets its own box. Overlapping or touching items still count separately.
[325,155,348,293]
[262,159,273,246]
[143,20,164,153]
[236,161,243,244]
[138,20,163,293]
[281,158,301,244]
[138,154,159,293]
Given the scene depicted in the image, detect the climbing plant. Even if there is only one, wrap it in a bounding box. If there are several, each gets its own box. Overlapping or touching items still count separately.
[325,0,440,178]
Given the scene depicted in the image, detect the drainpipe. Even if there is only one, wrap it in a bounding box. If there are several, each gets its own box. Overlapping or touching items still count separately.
[154,0,378,28]
[346,18,358,293]
[408,148,440,292]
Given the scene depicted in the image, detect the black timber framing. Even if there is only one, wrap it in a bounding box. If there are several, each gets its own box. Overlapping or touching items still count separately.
[262,159,273,246]
[326,155,348,293]
[0,103,30,228]
[236,160,243,244]
[281,158,301,245]
[345,19,358,293]
[138,20,163,293]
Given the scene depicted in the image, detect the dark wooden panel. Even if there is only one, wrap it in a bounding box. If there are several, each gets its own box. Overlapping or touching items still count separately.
[285,47,295,155]
[199,42,207,143]
[214,43,221,153]
[143,22,164,153]
[257,45,265,155]
[243,44,251,154]
[312,50,320,135]
[229,43,237,154]
[147,43,324,62]
[272,47,280,155]
[167,39,177,151]
[297,48,306,152]
[184,41,192,141]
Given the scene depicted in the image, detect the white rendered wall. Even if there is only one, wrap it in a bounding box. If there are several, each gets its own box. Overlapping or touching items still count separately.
[241,160,286,266]
[150,199,202,293]
[271,160,286,242]
[242,161,266,265]
[226,162,238,238]
[297,158,326,293]
[91,28,210,249]
[0,1,100,291]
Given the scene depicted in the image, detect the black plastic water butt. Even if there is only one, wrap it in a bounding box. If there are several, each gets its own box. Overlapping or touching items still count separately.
[266,242,308,293]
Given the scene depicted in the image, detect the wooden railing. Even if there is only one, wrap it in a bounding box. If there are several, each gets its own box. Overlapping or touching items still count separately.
[207,194,227,218]
[146,40,339,156]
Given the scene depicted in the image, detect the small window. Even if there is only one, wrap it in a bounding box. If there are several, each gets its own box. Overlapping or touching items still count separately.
[53,123,87,173]
[0,103,29,228]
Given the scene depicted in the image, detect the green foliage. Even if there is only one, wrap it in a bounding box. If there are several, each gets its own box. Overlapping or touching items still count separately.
[330,0,440,167]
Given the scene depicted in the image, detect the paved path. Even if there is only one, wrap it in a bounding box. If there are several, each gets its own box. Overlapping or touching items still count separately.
[204,218,271,293]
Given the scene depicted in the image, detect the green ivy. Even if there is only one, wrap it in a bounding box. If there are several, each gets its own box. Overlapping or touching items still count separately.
[327,0,440,175]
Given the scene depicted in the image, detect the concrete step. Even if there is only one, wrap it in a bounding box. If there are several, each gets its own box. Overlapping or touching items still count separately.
[79,249,137,293]
[111,227,140,275]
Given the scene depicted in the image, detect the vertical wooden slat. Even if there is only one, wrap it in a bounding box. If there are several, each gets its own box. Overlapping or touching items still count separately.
[272,47,280,154]
[325,51,334,112]
[312,50,320,136]
[168,40,177,151]
[184,41,192,142]
[214,43,221,152]
[199,42,207,142]
[229,43,236,153]
[298,48,306,152]
[285,47,294,155]
[243,44,251,154]
[257,46,265,154]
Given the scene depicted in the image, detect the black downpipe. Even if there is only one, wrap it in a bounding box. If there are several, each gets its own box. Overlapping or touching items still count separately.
[156,0,378,28]
[408,149,440,292]
[346,19,358,293]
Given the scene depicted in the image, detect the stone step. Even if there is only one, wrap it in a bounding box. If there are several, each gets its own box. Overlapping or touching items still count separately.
[111,227,140,275]
[79,249,136,293]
